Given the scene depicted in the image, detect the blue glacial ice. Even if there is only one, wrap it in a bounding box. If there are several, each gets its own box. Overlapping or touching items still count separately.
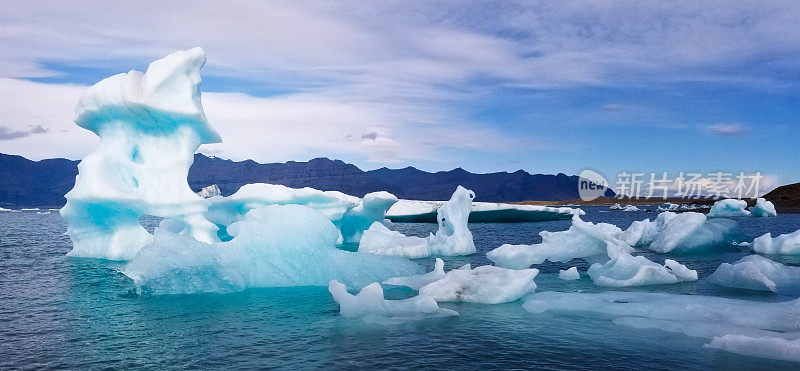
[751,229,800,255]
[61,47,222,260]
[523,291,800,363]
[328,280,458,322]
[708,199,751,217]
[646,212,738,254]
[339,191,398,244]
[707,254,800,292]
[749,197,777,217]
[124,204,423,294]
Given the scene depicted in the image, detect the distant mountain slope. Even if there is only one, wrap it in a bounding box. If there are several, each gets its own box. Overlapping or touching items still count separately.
[0,153,79,207]
[0,152,608,207]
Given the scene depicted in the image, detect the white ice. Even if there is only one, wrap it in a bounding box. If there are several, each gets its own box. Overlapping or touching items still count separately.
[328,280,457,321]
[61,47,222,260]
[196,184,221,198]
[558,267,580,280]
[646,212,737,254]
[708,199,751,217]
[124,204,423,294]
[386,199,581,222]
[418,264,538,304]
[707,255,800,292]
[488,216,697,287]
[523,291,800,363]
[749,197,777,217]
[751,229,800,255]
[383,258,446,290]
[610,204,638,211]
[426,186,476,255]
[358,221,430,259]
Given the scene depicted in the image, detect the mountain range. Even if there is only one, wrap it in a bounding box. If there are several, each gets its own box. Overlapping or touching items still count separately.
[0,152,611,207]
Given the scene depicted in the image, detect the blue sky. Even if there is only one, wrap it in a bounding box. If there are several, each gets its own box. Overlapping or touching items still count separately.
[0,1,798,191]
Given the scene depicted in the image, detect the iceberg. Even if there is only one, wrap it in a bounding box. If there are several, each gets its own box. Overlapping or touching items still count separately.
[610,204,639,211]
[658,202,680,211]
[487,216,636,269]
[61,47,222,260]
[751,229,800,255]
[708,199,751,217]
[487,216,698,287]
[646,212,737,254]
[328,280,458,321]
[383,258,446,289]
[339,191,398,244]
[523,291,800,363]
[749,197,777,217]
[124,204,423,294]
[707,255,800,292]
[196,184,221,198]
[558,266,580,280]
[205,183,359,239]
[359,186,476,257]
[358,222,430,259]
[418,264,538,304]
[386,200,581,223]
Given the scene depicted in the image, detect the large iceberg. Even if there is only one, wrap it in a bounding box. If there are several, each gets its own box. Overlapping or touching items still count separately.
[523,291,800,363]
[751,229,800,255]
[708,199,751,217]
[386,200,581,223]
[358,186,476,257]
[124,204,423,294]
[707,255,800,292]
[339,191,398,244]
[749,197,777,217]
[61,47,222,260]
[328,280,457,321]
[418,264,538,304]
[487,216,697,287]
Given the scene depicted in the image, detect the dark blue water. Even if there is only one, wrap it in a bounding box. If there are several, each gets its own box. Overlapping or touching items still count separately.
[2,207,799,369]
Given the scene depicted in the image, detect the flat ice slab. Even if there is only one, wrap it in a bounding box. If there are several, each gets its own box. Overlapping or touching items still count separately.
[386,200,581,223]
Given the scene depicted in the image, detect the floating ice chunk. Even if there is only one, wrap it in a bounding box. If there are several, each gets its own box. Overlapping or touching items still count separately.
[426,186,476,256]
[487,215,635,269]
[358,222,430,259]
[558,267,580,280]
[647,212,737,254]
[196,184,221,198]
[124,204,423,294]
[587,254,697,287]
[383,258,446,289]
[328,280,457,321]
[658,202,680,211]
[523,291,800,363]
[708,199,751,217]
[340,191,398,244]
[418,264,538,304]
[61,48,222,260]
[749,198,777,217]
[751,229,800,255]
[707,255,800,292]
[609,203,624,210]
[206,183,359,229]
[0,207,11,211]
[386,200,580,223]
[610,204,639,211]
[706,335,800,363]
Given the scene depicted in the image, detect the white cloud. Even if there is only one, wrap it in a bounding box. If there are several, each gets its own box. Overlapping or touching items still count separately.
[710,124,748,136]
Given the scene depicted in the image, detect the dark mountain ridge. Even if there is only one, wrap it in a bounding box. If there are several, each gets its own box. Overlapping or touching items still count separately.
[0,152,607,207]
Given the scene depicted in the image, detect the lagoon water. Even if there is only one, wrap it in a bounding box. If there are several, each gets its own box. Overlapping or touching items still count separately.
[2,206,799,369]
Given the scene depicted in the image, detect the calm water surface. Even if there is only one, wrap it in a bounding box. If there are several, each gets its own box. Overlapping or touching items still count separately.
[1,207,799,369]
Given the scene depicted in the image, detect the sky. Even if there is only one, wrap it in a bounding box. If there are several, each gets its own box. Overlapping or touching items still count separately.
[1,0,798,192]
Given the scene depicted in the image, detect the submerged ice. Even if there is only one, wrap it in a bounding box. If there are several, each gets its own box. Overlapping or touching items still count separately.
[328,280,457,321]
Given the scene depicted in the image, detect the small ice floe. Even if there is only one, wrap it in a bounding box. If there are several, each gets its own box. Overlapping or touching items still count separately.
[418,264,538,304]
[707,255,800,292]
[558,267,580,280]
[749,198,777,217]
[329,280,458,321]
[708,199,750,217]
[383,258,446,290]
[750,229,800,255]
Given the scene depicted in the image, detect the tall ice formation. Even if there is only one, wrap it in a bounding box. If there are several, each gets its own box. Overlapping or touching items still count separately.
[61,48,221,260]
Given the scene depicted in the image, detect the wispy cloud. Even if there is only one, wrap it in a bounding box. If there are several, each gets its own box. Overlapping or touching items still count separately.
[0,124,48,140]
[710,124,748,136]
